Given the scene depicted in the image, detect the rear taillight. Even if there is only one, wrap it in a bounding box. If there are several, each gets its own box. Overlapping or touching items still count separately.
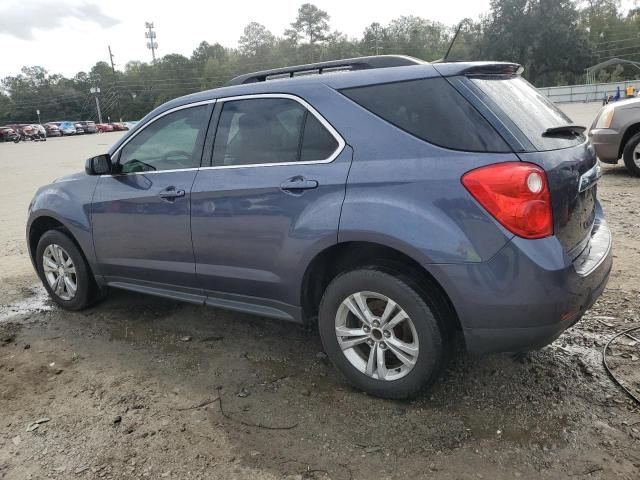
[462,162,553,239]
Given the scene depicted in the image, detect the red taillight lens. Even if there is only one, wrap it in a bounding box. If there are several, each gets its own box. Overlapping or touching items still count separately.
[462,162,553,239]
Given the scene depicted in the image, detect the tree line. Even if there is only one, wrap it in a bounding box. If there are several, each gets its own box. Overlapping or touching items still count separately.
[2,0,640,123]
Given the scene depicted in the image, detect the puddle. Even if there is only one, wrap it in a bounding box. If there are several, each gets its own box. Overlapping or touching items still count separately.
[0,285,52,323]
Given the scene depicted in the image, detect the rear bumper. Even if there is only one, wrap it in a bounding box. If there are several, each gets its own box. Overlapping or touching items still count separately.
[589,128,621,163]
[429,206,612,354]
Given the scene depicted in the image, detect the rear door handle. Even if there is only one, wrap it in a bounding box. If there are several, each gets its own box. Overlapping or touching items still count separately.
[159,186,186,201]
[280,176,319,192]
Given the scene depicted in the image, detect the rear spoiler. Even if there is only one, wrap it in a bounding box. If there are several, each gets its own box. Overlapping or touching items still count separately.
[432,62,523,77]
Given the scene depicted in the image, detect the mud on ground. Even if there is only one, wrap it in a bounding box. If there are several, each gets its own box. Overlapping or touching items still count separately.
[1,135,639,479]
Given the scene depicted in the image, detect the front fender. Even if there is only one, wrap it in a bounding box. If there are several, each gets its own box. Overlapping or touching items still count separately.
[27,174,99,276]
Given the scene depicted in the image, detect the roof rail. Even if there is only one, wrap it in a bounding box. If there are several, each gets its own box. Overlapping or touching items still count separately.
[226,55,426,86]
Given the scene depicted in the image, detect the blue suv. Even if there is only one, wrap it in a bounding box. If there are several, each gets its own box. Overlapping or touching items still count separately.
[27,56,612,398]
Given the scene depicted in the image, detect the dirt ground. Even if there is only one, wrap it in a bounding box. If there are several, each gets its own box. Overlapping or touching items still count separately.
[1,106,639,480]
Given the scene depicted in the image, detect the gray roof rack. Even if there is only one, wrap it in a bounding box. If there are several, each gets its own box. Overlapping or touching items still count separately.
[226,55,426,86]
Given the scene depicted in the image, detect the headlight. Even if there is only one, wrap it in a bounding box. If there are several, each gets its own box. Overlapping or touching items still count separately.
[595,106,614,129]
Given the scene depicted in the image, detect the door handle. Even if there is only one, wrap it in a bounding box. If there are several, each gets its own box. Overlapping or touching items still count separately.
[159,186,186,201]
[280,176,319,193]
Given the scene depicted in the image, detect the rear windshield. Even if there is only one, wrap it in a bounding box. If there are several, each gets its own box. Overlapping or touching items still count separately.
[340,77,510,153]
[469,76,584,151]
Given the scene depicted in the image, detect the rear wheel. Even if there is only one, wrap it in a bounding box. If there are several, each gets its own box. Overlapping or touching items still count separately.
[36,230,99,310]
[318,269,444,399]
[622,132,640,177]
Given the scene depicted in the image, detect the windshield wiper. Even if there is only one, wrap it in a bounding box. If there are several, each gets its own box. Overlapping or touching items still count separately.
[542,124,586,138]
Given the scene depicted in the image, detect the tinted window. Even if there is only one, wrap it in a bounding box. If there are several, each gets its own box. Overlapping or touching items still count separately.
[119,105,208,173]
[341,77,509,152]
[301,113,339,162]
[469,76,583,151]
[212,98,339,167]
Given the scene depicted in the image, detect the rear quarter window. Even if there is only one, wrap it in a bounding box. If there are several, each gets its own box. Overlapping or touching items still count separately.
[340,77,510,153]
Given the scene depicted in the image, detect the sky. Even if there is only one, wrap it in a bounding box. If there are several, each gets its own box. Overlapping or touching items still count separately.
[0,0,492,79]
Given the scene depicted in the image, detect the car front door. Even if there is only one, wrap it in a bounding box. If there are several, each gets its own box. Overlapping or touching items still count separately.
[91,102,213,299]
[190,94,351,320]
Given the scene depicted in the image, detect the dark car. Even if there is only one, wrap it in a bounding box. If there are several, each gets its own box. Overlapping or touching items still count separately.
[77,121,98,134]
[27,56,612,399]
[0,126,19,142]
[44,123,62,137]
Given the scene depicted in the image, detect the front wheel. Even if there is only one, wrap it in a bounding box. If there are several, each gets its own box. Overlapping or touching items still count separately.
[622,132,640,177]
[318,269,444,399]
[36,230,99,310]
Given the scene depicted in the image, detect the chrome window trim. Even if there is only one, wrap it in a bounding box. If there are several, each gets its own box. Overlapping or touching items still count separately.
[203,93,345,170]
[104,99,216,177]
[102,93,345,177]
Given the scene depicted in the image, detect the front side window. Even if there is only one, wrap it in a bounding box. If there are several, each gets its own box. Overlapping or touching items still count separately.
[119,105,208,173]
[212,97,339,167]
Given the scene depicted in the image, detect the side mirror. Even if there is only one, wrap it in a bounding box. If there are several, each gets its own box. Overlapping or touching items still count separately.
[85,154,112,175]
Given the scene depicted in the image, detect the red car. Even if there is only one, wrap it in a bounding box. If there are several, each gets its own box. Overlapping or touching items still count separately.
[109,122,129,131]
[96,123,114,132]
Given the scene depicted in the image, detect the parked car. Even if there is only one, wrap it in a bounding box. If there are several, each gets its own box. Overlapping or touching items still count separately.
[44,123,62,137]
[27,56,612,399]
[32,124,47,139]
[96,123,114,132]
[11,124,45,142]
[56,122,77,136]
[109,122,128,131]
[589,97,640,176]
[77,121,98,134]
[124,121,139,130]
[0,126,19,142]
[74,123,85,134]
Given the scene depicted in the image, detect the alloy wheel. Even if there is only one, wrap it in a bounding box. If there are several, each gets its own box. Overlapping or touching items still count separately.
[42,244,77,301]
[335,291,419,381]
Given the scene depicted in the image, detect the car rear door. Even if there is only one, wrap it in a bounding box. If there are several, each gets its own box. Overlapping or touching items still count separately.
[91,102,213,298]
[190,94,351,320]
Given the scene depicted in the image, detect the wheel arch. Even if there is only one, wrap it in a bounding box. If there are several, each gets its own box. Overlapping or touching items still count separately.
[300,241,461,338]
[618,122,640,159]
[28,214,91,276]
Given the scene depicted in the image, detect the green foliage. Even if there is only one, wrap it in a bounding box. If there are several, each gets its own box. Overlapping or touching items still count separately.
[3,1,640,123]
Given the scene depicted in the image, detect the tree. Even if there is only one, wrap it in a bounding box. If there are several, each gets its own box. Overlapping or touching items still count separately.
[385,16,450,60]
[362,22,387,55]
[239,22,275,56]
[191,41,227,66]
[289,3,330,44]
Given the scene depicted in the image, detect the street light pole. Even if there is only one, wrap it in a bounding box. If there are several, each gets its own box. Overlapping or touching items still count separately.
[90,87,103,123]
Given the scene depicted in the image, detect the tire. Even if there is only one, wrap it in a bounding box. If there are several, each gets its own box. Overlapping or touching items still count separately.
[35,230,98,310]
[318,269,444,399]
[622,132,640,177]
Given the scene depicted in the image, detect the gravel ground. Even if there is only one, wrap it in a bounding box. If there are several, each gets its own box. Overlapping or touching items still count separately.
[0,108,639,479]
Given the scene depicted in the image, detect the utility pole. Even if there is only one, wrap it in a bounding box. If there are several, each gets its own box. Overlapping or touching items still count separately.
[145,22,158,64]
[90,87,103,123]
[108,46,116,73]
[370,24,383,55]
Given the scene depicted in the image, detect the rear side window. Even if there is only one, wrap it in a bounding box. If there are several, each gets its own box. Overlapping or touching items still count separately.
[341,77,510,153]
[469,76,583,151]
[212,97,339,167]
